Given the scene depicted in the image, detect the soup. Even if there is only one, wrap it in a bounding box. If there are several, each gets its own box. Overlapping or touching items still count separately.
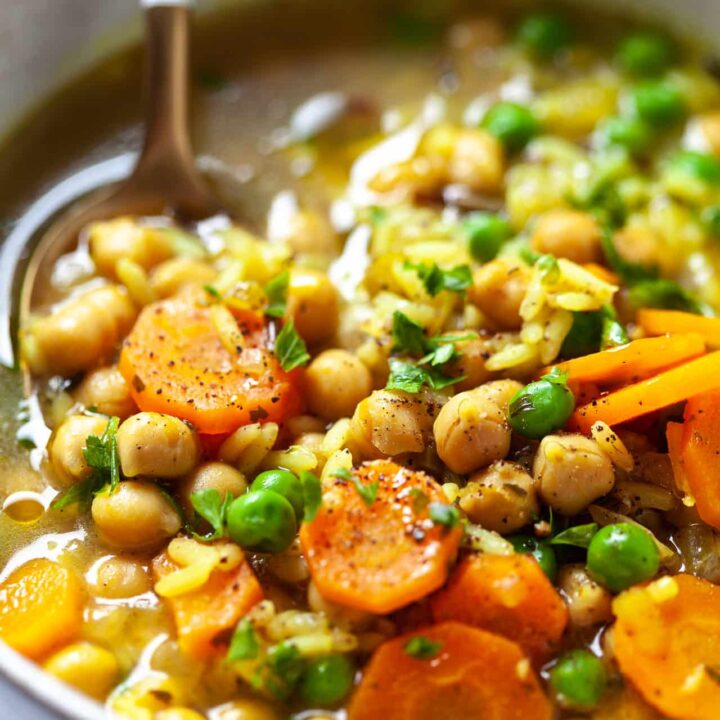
[3,2,720,718]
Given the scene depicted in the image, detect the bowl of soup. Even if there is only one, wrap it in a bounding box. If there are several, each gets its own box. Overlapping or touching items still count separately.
[4,1,720,718]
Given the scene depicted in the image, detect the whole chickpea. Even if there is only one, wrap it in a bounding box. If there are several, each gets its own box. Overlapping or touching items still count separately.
[75,366,136,419]
[179,462,247,515]
[44,642,119,700]
[286,269,339,344]
[446,336,494,392]
[468,259,530,331]
[50,414,109,487]
[117,412,201,479]
[89,556,152,599]
[557,564,613,628]
[305,350,373,420]
[433,387,512,474]
[477,379,523,413]
[612,225,660,267]
[531,209,602,264]
[448,128,505,194]
[91,481,181,549]
[281,210,339,256]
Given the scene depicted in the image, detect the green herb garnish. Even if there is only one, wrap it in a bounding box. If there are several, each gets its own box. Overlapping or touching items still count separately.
[404,636,443,660]
[264,270,290,318]
[274,319,310,371]
[227,618,260,662]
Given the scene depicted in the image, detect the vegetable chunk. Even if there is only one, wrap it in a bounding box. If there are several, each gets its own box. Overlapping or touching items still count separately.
[300,460,462,614]
[119,289,302,435]
[347,621,551,720]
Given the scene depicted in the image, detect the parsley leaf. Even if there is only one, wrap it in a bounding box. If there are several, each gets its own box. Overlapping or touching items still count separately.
[600,305,629,349]
[190,488,232,541]
[274,319,310,371]
[331,467,352,481]
[264,270,289,318]
[227,618,260,662]
[300,471,322,522]
[391,311,427,355]
[257,641,306,700]
[203,284,223,301]
[332,468,378,507]
[419,342,458,367]
[405,262,472,297]
[550,522,598,548]
[404,636,443,660]
[385,359,463,394]
[428,502,460,530]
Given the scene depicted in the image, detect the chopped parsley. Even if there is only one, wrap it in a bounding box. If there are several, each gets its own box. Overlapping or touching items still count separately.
[391,311,427,355]
[404,262,472,297]
[274,319,310,371]
[300,471,323,522]
[385,359,462,394]
[264,270,290,318]
[404,635,443,660]
[203,284,223,301]
[190,488,232,541]
[331,468,378,507]
[428,502,460,530]
[550,522,598,548]
[227,618,260,662]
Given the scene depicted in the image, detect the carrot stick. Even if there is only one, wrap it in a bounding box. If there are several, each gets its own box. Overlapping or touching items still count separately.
[680,390,720,528]
[347,621,552,720]
[546,334,705,386]
[572,351,720,433]
[152,548,263,660]
[299,460,462,614]
[430,553,567,665]
[613,574,720,720]
[0,559,84,660]
[637,308,720,348]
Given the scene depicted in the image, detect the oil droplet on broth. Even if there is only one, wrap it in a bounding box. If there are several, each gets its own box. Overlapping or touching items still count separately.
[3,491,46,524]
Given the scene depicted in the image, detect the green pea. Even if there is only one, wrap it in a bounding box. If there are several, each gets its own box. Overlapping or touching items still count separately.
[300,654,355,706]
[517,12,572,59]
[550,649,607,709]
[616,32,675,77]
[669,150,720,186]
[596,116,652,155]
[629,80,686,127]
[251,468,304,520]
[481,102,539,152]
[508,369,575,439]
[509,534,557,581]
[586,522,660,592]
[226,489,297,554]
[464,212,512,262]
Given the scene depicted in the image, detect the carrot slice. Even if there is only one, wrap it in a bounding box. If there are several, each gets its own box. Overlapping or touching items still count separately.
[613,574,720,720]
[118,288,303,435]
[680,390,720,528]
[546,334,705,386]
[152,548,263,659]
[573,351,720,433]
[347,621,552,720]
[299,460,462,614]
[430,553,567,664]
[637,308,720,348]
[0,559,84,660]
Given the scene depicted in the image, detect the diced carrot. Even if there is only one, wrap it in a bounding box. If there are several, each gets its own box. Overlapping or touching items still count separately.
[152,549,263,660]
[546,334,705,386]
[118,288,303,435]
[573,351,720,433]
[637,308,720,348]
[0,558,84,660]
[665,421,691,498]
[347,621,552,720]
[680,390,720,528]
[430,553,567,664]
[299,460,462,614]
[613,574,720,720]
[584,263,620,286]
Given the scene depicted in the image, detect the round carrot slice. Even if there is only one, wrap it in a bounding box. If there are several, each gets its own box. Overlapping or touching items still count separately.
[118,288,303,435]
[0,558,85,660]
[613,574,720,720]
[430,553,568,664]
[299,460,462,614]
[347,621,552,720]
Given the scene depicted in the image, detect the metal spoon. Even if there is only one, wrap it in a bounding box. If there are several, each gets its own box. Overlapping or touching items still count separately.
[15,0,222,348]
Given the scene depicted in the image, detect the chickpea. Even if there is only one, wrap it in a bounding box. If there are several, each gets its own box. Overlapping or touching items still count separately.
[458,461,539,533]
[89,217,173,278]
[44,642,119,699]
[557,564,613,628]
[533,434,615,515]
[433,387,512,475]
[477,379,523,413]
[468,259,530,331]
[212,699,283,720]
[92,481,181,549]
[447,336,494,392]
[50,414,109,488]
[613,225,660,267]
[350,389,438,457]
[698,111,720,157]
[22,285,136,377]
[305,350,373,420]
[75,366,136,419]
[151,257,217,298]
[531,209,602,264]
[117,412,200,479]
[448,128,505,194]
[179,462,247,515]
[89,556,152,599]
[281,210,339,256]
[369,155,447,199]
[287,269,339,344]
